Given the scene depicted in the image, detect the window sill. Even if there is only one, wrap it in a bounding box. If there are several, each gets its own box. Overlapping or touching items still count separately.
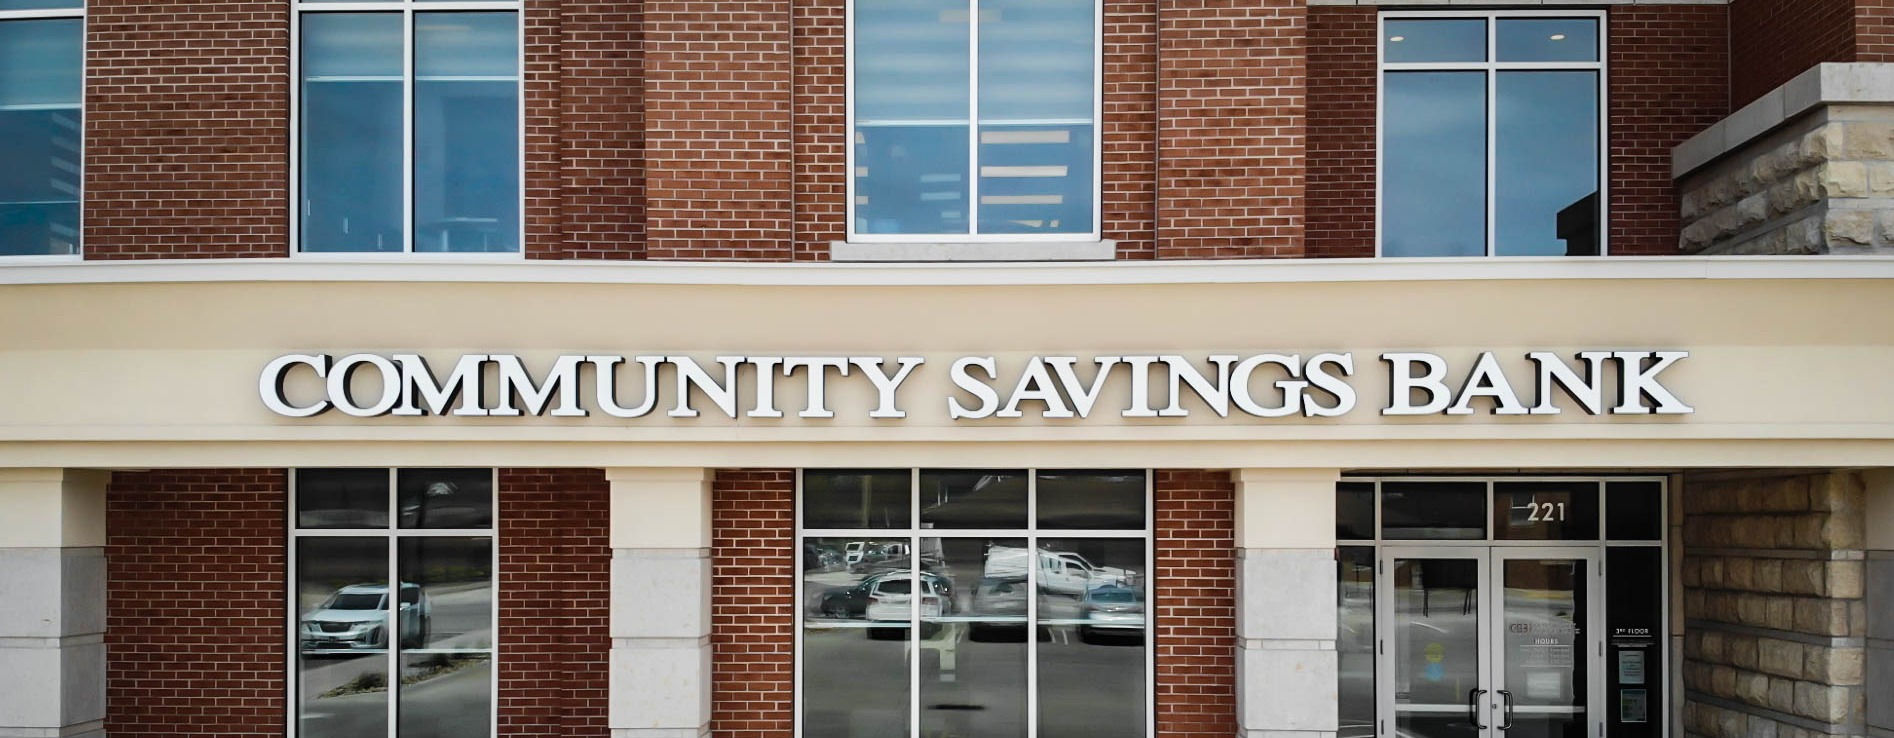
[829,240,1117,263]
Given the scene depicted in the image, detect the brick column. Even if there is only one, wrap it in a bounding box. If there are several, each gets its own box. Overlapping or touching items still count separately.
[1155,0,1306,259]
[606,467,715,737]
[1680,471,1870,738]
[1232,468,1341,738]
[0,469,107,738]
[1865,469,1893,738]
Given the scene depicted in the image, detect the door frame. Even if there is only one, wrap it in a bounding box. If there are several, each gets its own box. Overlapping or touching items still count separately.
[1376,546,1605,738]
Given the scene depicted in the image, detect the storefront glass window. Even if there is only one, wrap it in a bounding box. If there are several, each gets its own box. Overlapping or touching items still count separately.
[293,468,497,738]
[850,0,1100,240]
[799,469,1150,738]
[297,1,521,253]
[0,8,82,256]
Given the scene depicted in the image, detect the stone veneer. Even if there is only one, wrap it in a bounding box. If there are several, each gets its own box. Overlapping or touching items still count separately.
[1673,63,1894,255]
[1678,106,1894,254]
[1681,472,1870,738]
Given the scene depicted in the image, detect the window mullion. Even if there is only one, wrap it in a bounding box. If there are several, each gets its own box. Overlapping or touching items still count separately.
[965,0,981,238]
[402,8,416,254]
[385,468,399,738]
[908,468,922,738]
[1026,469,1039,738]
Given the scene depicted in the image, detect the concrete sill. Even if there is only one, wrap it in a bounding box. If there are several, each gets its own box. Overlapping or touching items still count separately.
[829,240,1117,262]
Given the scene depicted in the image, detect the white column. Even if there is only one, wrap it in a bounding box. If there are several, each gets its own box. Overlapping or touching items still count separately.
[1865,469,1893,738]
[606,467,715,738]
[1233,468,1341,738]
[0,468,107,738]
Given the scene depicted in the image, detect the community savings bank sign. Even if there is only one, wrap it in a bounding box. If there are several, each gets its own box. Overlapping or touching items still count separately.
[259,351,1693,419]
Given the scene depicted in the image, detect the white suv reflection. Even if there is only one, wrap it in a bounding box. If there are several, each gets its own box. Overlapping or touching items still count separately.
[300,583,432,651]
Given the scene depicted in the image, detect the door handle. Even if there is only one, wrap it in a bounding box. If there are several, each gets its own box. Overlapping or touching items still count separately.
[1496,689,1514,730]
[1467,689,1488,729]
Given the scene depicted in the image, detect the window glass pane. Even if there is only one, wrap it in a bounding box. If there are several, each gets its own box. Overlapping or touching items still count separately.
[398,654,492,738]
[297,468,390,529]
[397,468,493,529]
[0,1,82,9]
[1384,19,1486,63]
[1606,481,1664,541]
[976,123,1092,235]
[1495,481,1599,541]
[298,537,389,653]
[854,0,970,236]
[1036,470,1144,530]
[1337,482,1375,540]
[300,13,403,253]
[298,655,389,738]
[1381,481,1486,540]
[1038,538,1145,738]
[803,469,912,529]
[0,18,81,256]
[802,535,913,735]
[923,537,1027,738]
[414,12,519,253]
[919,469,1027,529]
[1383,72,1486,257]
[399,537,492,650]
[1605,547,1665,738]
[1497,18,1599,63]
[1338,546,1375,738]
[1495,71,1599,256]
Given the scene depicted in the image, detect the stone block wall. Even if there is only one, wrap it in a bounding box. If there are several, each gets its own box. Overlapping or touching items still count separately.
[1680,471,1870,738]
[1678,104,1894,255]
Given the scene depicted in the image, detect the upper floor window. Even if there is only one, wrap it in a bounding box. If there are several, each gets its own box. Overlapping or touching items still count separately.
[295,1,521,254]
[849,0,1101,242]
[0,1,84,257]
[1379,12,1605,257]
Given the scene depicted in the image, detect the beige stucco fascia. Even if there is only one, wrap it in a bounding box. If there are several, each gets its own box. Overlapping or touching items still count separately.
[1,261,1891,470]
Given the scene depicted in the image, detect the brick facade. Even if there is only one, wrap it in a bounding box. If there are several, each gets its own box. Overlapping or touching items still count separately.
[103,468,612,736]
[83,1,289,259]
[106,469,289,738]
[1609,7,1731,256]
[1727,0,1894,110]
[1305,6,1377,259]
[496,468,612,735]
[710,469,797,738]
[1153,470,1239,737]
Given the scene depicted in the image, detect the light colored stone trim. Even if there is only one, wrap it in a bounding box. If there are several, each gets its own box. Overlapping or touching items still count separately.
[1238,549,1338,642]
[1677,64,1894,178]
[1687,691,1866,735]
[1233,469,1341,550]
[828,240,1117,262]
[607,468,713,550]
[0,718,104,738]
[1238,647,1340,734]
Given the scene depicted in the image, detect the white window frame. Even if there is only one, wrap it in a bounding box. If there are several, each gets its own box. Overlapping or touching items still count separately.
[289,0,525,259]
[286,467,501,738]
[793,468,1156,738]
[842,0,1106,245]
[1375,9,1610,257]
[0,3,86,262]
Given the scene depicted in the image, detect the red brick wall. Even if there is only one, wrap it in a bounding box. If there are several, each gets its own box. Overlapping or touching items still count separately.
[1730,0,1854,109]
[1861,0,1894,61]
[106,469,288,737]
[523,2,565,260]
[790,0,845,261]
[497,468,612,735]
[83,2,289,259]
[545,4,648,261]
[643,1,795,261]
[711,469,796,738]
[1305,6,1378,259]
[1610,7,1730,256]
[1153,469,1238,737]
[1155,0,1306,259]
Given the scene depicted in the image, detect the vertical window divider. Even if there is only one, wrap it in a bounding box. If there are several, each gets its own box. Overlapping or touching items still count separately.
[385,468,400,734]
[401,8,416,254]
[965,0,982,236]
[1026,469,1040,738]
[1485,19,1498,258]
[909,468,922,738]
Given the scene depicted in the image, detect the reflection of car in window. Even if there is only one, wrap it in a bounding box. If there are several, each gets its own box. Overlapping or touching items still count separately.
[299,582,433,651]
[1078,585,1145,642]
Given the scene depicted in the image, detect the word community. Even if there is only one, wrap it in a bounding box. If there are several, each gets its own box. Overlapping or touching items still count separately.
[260,351,1692,420]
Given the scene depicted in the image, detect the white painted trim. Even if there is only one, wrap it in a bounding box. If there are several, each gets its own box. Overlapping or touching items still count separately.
[5,254,1894,287]
[829,239,1117,262]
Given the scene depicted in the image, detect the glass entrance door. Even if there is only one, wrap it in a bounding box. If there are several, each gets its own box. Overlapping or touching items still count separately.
[1377,548,1600,738]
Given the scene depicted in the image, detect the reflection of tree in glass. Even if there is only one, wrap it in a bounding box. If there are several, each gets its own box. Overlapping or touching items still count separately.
[402,654,485,687]
[321,671,387,698]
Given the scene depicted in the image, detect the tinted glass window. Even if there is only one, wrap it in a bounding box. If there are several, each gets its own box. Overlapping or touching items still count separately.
[1337,482,1375,540]
[803,469,913,529]
[1606,481,1665,541]
[1383,72,1486,257]
[1036,470,1144,530]
[1497,18,1599,62]
[297,468,391,529]
[300,13,404,253]
[1494,481,1600,541]
[1381,481,1486,540]
[413,12,520,253]
[1384,19,1485,63]
[0,17,82,256]
[919,469,1028,529]
[1495,71,1600,256]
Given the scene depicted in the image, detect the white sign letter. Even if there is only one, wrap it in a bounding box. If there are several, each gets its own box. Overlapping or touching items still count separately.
[852,357,924,419]
[948,357,1001,420]
[1383,352,1452,416]
[1612,351,1694,415]
[260,354,332,418]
